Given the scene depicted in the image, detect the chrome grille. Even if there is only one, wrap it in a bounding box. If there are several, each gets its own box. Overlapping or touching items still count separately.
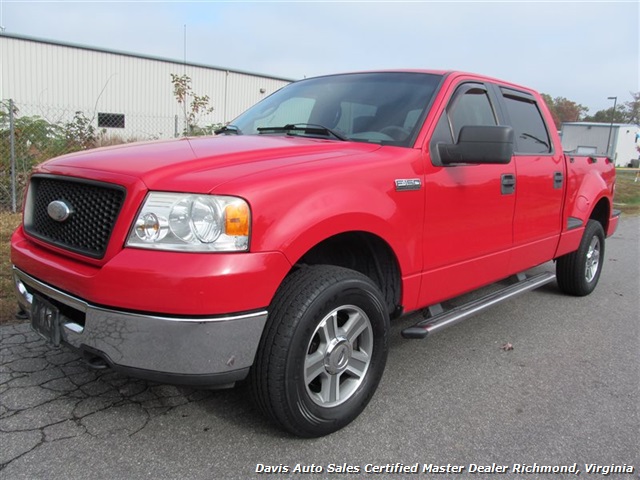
[24,175,126,259]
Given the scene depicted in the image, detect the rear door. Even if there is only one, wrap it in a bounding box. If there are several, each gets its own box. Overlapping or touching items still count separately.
[493,87,564,272]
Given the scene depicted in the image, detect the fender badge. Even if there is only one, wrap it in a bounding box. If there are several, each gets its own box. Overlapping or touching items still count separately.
[395,179,422,191]
[47,200,73,222]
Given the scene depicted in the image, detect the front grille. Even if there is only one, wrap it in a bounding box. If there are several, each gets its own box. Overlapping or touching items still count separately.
[24,175,126,259]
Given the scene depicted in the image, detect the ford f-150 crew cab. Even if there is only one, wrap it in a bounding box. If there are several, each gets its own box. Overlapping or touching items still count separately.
[12,71,619,437]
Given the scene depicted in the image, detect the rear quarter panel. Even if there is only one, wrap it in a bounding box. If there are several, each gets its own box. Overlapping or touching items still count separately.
[563,155,615,226]
[554,154,615,257]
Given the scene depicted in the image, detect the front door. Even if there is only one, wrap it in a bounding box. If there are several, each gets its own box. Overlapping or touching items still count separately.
[419,82,516,306]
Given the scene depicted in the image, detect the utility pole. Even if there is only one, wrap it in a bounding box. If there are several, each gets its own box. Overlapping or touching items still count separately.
[606,96,617,157]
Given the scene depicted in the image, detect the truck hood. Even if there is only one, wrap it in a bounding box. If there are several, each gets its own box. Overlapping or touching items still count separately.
[42,135,382,193]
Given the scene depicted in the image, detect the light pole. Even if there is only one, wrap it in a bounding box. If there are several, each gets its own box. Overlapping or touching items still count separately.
[606,96,617,157]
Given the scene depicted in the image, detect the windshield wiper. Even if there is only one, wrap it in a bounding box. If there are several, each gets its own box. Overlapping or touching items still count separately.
[257,123,347,141]
[520,133,549,150]
[214,124,242,135]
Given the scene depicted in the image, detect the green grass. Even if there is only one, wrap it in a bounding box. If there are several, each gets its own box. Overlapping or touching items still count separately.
[614,169,640,216]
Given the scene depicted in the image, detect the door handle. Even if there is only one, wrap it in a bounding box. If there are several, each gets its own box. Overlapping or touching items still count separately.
[554,171,563,189]
[501,174,516,195]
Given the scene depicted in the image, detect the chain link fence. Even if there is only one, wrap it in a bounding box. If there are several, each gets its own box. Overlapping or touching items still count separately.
[1,99,188,212]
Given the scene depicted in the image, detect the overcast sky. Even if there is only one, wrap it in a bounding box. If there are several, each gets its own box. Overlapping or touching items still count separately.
[1,1,638,113]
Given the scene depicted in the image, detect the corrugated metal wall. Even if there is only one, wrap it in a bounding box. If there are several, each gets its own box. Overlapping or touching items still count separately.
[561,124,611,155]
[1,34,291,138]
[560,123,640,166]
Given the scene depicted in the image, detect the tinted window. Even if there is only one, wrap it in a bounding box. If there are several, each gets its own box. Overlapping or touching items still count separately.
[449,90,497,140]
[429,84,497,166]
[431,85,497,146]
[502,95,551,154]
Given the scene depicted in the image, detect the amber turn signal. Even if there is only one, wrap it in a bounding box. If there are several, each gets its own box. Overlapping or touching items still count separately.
[225,203,250,236]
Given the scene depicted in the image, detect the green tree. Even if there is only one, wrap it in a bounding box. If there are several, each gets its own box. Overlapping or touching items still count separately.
[541,94,589,129]
[619,92,639,125]
[583,107,628,124]
[1,108,54,210]
[583,92,639,126]
[1,103,100,211]
[170,74,218,136]
[60,111,97,151]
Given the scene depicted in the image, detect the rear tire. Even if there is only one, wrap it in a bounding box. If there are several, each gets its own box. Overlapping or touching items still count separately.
[249,265,389,437]
[556,219,605,296]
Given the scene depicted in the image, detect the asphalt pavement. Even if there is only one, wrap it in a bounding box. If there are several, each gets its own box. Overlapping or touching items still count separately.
[1,216,638,480]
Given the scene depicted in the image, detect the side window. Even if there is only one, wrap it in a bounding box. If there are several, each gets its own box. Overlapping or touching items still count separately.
[429,83,497,165]
[432,85,497,146]
[449,88,497,141]
[502,95,551,154]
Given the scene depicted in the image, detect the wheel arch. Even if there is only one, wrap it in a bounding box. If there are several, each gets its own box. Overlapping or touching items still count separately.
[589,196,611,233]
[566,169,612,231]
[291,230,403,318]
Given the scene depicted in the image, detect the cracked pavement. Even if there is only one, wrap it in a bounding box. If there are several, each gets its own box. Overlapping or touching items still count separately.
[1,216,638,479]
[0,324,217,469]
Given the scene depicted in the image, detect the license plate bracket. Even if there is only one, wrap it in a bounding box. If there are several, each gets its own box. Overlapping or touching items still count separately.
[31,295,61,347]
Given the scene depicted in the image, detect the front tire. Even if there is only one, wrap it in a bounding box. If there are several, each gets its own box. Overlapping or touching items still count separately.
[556,219,605,296]
[250,265,389,437]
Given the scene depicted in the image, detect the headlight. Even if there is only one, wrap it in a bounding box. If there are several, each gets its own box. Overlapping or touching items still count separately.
[127,192,250,252]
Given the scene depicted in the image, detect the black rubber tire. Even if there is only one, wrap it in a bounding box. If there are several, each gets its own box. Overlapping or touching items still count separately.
[249,265,389,437]
[556,219,605,296]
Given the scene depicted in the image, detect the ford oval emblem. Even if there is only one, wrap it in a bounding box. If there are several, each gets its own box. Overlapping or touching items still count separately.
[47,200,73,222]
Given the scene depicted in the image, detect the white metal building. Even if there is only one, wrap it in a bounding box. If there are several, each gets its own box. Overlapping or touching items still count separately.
[561,122,640,167]
[0,33,293,139]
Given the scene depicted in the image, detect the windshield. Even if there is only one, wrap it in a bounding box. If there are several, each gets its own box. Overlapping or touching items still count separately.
[229,72,442,147]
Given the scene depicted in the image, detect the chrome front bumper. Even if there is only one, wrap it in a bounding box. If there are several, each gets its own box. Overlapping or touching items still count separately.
[13,267,268,386]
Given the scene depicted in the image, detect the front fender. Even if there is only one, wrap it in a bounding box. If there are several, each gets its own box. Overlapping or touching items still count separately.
[256,183,422,276]
[214,146,425,290]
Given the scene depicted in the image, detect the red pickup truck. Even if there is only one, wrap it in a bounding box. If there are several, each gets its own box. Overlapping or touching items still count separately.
[12,70,619,437]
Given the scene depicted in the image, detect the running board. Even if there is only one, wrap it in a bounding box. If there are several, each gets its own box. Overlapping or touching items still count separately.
[401,272,556,339]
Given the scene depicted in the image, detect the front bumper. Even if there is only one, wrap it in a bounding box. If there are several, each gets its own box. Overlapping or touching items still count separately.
[14,267,267,386]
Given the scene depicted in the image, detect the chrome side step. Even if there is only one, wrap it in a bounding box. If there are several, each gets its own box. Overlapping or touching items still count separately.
[401,272,556,339]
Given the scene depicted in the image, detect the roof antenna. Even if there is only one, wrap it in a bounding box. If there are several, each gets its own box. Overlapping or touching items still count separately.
[1,0,6,33]
[183,24,187,73]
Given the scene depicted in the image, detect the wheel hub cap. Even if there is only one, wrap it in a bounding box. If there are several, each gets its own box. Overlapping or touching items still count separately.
[324,337,352,375]
[304,305,374,407]
[585,237,600,282]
